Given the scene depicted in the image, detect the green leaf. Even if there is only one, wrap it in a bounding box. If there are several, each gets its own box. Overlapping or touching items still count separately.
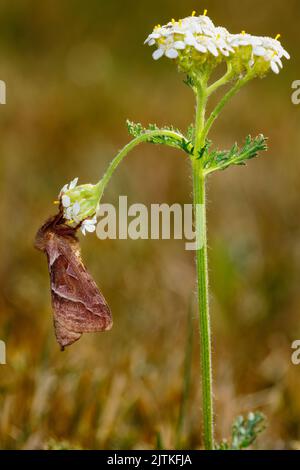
[126,120,194,155]
[216,412,266,450]
[126,120,145,138]
[203,135,268,174]
[183,75,195,89]
[186,124,195,143]
[231,412,266,450]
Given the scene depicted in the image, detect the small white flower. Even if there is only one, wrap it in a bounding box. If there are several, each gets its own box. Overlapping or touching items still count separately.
[152,34,181,60]
[81,216,97,236]
[259,37,290,74]
[145,14,290,76]
[144,32,160,44]
[229,33,290,74]
[229,33,262,48]
[146,14,235,64]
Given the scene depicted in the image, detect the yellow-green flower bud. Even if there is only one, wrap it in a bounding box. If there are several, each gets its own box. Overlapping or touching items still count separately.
[59,177,100,235]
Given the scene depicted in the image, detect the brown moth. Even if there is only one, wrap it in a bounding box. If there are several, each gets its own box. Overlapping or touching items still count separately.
[35,210,112,350]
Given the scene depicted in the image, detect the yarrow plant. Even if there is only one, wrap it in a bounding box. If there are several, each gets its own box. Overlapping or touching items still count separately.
[53,11,289,449]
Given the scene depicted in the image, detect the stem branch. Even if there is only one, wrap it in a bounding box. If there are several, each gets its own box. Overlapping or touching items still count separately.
[96,129,186,200]
[202,74,252,142]
[206,64,233,97]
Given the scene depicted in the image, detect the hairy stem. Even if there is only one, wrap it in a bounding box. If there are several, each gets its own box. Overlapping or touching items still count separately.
[96,129,186,200]
[206,64,233,97]
[175,301,194,449]
[194,84,208,155]
[193,85,214,450]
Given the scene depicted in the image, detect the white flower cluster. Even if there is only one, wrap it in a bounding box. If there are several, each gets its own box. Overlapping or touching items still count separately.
[145,14,233,60]
[229,33,290,74]
[145,12,290,75]
[59,178,98,236]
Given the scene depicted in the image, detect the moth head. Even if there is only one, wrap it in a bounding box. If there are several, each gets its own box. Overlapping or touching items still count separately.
[34,211,77,252]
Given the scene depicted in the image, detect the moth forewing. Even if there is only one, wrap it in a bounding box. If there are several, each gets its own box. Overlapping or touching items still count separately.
[35,213,112,350]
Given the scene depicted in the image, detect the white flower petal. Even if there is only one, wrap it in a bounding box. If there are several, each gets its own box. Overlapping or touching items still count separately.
[253,46,266,57]
[72,202,81,216]
[165,48,178,59]
[173,41,185,50]
[194,42,207,53]
[152,48,164,60]
[271,60,280,74]
[251,37,263,46]
[274,56,283,68]
[161,29,173,37]
[184,31,196,46]
[207,43,219,57]
[65,207,73,220]
[220,49,230,56]
[62,195,71,207]
[203,27,214,36]
[239,39,250,46]
[85,224,96,233]
[69,177,78,189]
[60,184,68,195]
[172,28,185,35]
[148,33,160,40]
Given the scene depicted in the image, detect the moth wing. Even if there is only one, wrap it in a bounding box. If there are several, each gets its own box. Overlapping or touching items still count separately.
[53,320,82,350]
[46,232,112,349]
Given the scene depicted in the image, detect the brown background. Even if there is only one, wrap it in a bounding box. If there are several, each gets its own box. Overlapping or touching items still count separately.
[0,0,299,449]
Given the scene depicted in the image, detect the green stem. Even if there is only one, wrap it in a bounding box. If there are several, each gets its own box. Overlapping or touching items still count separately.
[194,84,208,155]
[95,129,186,200]
[202,74,252,142]
[192,163,214,450]
[192,85,214,450]
[91,70,254,451]
[206,64,233,97]
[175,301,194,449]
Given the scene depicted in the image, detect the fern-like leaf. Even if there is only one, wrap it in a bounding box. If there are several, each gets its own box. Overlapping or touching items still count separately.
[216,412,266,450]
[126,120,193,155]
[203,135,268,174]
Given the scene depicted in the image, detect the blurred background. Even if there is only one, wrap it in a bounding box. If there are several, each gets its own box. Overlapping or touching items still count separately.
[0,0,299,450]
